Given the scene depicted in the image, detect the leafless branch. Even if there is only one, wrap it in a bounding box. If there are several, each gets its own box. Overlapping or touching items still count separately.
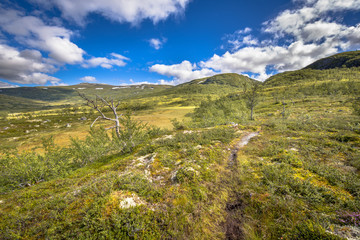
[77,91,123,138]
[105,126,117,130]
[91,116,102,128]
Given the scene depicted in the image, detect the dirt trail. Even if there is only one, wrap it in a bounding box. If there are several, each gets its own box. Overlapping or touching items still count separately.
[226,131,259,240]
[228,131,259,167]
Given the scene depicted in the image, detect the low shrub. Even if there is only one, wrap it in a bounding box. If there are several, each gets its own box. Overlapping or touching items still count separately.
[0,138,71,192]
[287,220,343,240]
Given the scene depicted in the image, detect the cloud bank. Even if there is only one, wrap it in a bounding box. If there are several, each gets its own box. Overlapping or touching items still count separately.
[0,43,60,85]
[0,81,19,88]
[150,60,216,85]
[0,0,185,86]
[82,53,130,69]
[151,0,360,82]
[80,76,97,82]
[0,7,84,65]
[0,5,130,85]
[32,0,191,25]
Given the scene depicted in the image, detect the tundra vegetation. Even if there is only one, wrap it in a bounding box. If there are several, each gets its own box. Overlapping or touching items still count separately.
[0,51,360,239]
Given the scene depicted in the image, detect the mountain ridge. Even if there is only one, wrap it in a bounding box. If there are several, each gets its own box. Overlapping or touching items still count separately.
[304,50,360,70]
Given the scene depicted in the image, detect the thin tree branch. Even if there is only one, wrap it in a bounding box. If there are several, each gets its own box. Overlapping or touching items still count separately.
[105,126,117,130]
[91,116,102,128]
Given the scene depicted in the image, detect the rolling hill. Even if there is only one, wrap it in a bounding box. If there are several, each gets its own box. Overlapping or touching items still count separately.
[183,73,256,87]
[0,83,172,112]
[305,50,360,70]
[155,73,256,96]
[264,51,360,88]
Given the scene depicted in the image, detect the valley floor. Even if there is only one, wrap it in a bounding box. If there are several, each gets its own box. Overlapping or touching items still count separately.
[1,94,360,239]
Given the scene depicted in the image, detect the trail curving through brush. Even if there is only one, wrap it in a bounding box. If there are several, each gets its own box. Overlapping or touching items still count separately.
[226,131,259,240]
[228,131,259,167]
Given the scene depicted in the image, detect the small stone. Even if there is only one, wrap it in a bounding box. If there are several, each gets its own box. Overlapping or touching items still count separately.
[170,170,178,183]
[120,197,137,208]
[66,123,71,128]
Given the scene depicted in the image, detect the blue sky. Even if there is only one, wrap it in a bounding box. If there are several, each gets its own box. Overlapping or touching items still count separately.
[1,0,360,87]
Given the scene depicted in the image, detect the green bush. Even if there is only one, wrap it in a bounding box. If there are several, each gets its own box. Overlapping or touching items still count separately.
[112,113,149,153]
[287,220,343,240]
[190,95,248,127]
[0,138,71,192]
[171,118,188,130]
[70,127,113,165]
[352,98,360,116]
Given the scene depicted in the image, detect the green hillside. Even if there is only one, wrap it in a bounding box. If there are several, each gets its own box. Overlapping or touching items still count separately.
[156,73,255,96]
[305,50,360,70]
[0,94,58,113]
[264,51,360,88]
[1,52,360,239]
[264,67,360,88]
[186,73,256,87]
[0,84,172,112]
[0,86,77,102]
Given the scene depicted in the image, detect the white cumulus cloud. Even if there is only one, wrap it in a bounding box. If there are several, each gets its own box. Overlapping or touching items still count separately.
[0,5,131,85]
[149,38,167,50]
[82,53,130,69]
[153,0,360,83]
[31,0,191,25]
[202,40,339,81]
[0,81,19,88]
[0,7,85,64]
[80,76,97,82]
[150,60,216,84]
[0,43,61,85]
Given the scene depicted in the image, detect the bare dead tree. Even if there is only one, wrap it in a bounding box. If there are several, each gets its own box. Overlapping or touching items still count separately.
[78,92,123,139]
[243,82,261,120]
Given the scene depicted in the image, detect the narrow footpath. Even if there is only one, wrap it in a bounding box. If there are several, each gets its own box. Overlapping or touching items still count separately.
[225,131,259,240]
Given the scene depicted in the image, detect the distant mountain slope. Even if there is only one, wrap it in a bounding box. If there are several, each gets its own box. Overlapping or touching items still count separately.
[305,50,360,70]
[0,84,171,106]
[264,67,360,87]
[159,73,257,96]
[264,51,360,87]
[0,87,77,102]
[0,94,58,112]
[186,73,256,87]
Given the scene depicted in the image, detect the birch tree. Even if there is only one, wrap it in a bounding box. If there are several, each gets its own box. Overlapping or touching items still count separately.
[243,82,261,120]
[78,92,123,139]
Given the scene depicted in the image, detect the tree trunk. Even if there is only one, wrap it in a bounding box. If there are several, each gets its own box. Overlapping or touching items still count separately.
[115,118,121,139]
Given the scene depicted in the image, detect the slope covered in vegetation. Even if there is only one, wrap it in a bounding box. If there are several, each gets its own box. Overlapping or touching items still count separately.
[1,51,360,239]
[305,50,360,70]
[157,73,255,95]
[264,51,360,88]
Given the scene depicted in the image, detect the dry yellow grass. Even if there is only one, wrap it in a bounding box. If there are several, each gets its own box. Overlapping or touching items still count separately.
[16,106,195,151]
[133,106,194,129]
